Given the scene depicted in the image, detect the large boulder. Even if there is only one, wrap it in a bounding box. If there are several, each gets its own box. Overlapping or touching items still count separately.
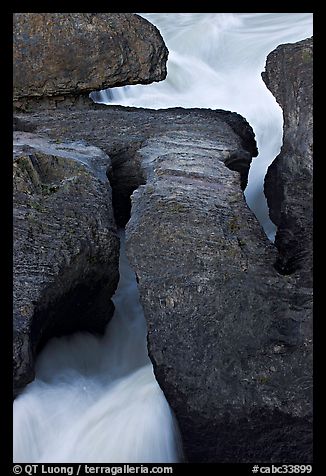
[13,132,120,397]
[14,105,312,462]
[262,38,313,286]
[13,13,168,106]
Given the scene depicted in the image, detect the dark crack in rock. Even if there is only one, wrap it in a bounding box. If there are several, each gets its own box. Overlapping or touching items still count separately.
[13,132,120,398]
[13,105,312,462]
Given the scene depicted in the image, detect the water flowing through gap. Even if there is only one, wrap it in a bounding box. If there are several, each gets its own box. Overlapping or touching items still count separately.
[92,13,313,240]
[13,231,183,463]
[13,13,313,464]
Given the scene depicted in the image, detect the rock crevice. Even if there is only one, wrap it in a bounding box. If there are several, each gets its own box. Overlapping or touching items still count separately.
[123,119,312,462]
[13,133,120,397]
[12,15,312,463]
[107,144,147,227]
[13,104,312,462]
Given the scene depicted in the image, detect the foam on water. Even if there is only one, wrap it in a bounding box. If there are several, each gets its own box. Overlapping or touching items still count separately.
[14,13,313,463]
[95,13,313,239]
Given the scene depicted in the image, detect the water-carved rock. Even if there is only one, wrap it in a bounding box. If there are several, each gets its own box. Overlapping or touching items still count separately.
[13,13,168,108]
[14,105,312,462]
[13,132,119,397]
[125,125,312,463]
[262,37,313,286]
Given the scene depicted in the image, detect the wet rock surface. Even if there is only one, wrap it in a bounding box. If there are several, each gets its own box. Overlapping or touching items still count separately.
[13,13,168,108]
[262,37,313,286]
[13,132,119,397]
[14,104,312,462]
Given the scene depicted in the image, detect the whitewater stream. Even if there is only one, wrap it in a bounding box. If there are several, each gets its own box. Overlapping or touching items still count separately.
[14,13,313,463]
[94,12,313,239]
[14,232,182,463]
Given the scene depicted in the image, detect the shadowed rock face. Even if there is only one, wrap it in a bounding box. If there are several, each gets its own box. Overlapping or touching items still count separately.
[13,132,120,398]
[13,13,168,106]
[262,37,313,286]
[14,105,312,462]
[13,106,257,219]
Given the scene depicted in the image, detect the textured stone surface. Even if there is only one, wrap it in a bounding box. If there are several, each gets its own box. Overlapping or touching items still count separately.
[262,38,313,286]
[125,134,312,464]
[13,13,168,104]
[13,106,258,224]
[13,132,119,397]
[13,105,312,462]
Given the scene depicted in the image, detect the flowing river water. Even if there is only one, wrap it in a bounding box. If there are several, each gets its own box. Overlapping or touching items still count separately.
[13,13,313,463]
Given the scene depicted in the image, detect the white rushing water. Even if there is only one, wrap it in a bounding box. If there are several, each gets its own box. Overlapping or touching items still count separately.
[14,13,313,463]
[14,233,183,463]
[94,12,313,239]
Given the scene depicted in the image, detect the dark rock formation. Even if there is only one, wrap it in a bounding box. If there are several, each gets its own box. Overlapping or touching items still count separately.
[125,132,312,464]
[13,132,119,397]
[13,13,168,108]
[262,37,313,286]
[14,105,312,462]
[13,11,170,398]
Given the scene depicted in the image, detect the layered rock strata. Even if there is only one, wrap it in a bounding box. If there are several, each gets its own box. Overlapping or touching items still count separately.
[14,106,312,462]
[13,11,169,397]
[13,132,120,397]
